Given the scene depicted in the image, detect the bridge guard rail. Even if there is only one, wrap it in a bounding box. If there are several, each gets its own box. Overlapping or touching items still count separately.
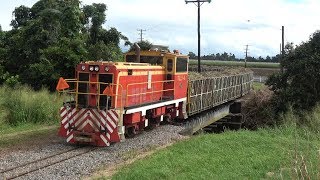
[187,72,253,116]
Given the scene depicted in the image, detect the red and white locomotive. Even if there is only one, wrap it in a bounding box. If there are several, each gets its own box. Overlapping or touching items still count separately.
[56,46,253,146]
[57,47,189,146]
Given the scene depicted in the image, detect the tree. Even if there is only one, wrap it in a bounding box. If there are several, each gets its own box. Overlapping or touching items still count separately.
[128,40,153,51]
[188,52,196,59]
[83,3,129,61]
[267,31,320,112]
[2,0,128,90]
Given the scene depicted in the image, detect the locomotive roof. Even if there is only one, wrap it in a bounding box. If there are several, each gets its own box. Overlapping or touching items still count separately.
[125,50,188,58]
[82,61,164,70]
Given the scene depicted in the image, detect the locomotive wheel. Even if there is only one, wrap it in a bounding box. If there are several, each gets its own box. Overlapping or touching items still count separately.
[145,118,160,130]
[125,126,137,138]
[163,114,172,124]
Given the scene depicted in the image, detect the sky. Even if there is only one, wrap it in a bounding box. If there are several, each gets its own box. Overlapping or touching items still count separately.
[1,0,320,58]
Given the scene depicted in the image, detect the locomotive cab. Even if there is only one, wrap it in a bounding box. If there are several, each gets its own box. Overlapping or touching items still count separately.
[125,49,189,100]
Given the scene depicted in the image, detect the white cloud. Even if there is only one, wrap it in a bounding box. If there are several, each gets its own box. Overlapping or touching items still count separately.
[1,0,320,57]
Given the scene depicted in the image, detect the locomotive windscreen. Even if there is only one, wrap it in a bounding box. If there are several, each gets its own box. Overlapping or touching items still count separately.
[78,73,89,108]
[126,55,163,65]
[99,74,113,109]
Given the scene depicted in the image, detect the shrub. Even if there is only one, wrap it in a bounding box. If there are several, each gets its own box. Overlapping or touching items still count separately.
[0,85,61,125]
[242,89,277,129]
[267,31,320,112]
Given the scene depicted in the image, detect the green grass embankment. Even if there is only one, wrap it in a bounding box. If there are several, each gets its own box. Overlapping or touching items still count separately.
[112,127,319,180]
[112,106,320,180]
[189,59,280,69]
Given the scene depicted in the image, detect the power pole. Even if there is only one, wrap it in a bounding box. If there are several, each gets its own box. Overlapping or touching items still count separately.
[137,29,146,42]
[185,0,212,73]
[281,26,284,73]
[280,43,282,55]
[244,45,249,68]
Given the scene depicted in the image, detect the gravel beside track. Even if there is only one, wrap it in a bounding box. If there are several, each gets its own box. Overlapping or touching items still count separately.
[0,125,185,180]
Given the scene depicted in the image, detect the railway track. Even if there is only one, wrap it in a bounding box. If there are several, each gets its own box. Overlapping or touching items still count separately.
[1,146,97,180]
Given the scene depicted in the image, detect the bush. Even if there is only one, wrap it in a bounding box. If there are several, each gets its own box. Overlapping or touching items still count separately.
[0,85,61,125]
[242,89,277,129]
[267,31,320,112]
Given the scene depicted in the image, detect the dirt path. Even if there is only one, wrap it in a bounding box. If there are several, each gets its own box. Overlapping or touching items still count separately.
[0,126,63,156]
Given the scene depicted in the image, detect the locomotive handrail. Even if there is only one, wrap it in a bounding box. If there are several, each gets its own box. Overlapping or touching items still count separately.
[125,80,175,107]
[58,80,124,113]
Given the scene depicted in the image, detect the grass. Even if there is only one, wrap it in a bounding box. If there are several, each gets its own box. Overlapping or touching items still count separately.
[253,82,267,91]
[189,59,280,69]
[0,85,61,125]
[111,128,320,180]
[111,106,320,180]
[0,85,62,147]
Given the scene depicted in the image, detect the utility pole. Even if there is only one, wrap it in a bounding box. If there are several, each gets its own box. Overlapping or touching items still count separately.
[137,29,146,42]
[244,45,249,68]
[185,0,212,73]
[281,26,284,73]
[280,43,282,55]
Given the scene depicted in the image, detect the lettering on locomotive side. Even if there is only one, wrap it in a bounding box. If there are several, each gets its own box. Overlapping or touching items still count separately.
[177,75,186,81]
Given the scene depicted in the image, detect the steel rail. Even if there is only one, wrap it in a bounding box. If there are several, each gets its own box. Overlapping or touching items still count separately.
[2,147,97,180]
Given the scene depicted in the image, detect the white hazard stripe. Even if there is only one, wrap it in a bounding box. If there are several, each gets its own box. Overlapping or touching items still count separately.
[78,120,98,131]
[109,111,118,122]
[67,134,73,142]
[65,109,86,129]
[106,116,117,129]
[101,110,107,117]
[105,121,113,133]
[60,108,67,118]
[100,135,110,146]
[74,111,89,127]
[62,108,77,124]
[92,110,107,126]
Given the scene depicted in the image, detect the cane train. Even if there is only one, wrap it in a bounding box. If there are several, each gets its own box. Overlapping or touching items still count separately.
[56,46,252,146]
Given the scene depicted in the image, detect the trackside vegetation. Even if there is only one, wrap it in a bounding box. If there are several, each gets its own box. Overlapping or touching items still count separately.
[112,108,320,179]
[0,85,61,128]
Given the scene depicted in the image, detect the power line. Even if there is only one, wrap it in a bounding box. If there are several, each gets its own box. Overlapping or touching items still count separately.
[185,0,212,73]
[137,29,146,42]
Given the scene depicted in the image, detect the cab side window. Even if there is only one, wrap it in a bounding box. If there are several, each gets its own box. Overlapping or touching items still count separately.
[176,58,188,72]
[167,59,173,72]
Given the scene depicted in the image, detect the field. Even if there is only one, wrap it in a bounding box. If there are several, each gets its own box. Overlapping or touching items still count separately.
[112,124,320,179]
[189,59,280,69]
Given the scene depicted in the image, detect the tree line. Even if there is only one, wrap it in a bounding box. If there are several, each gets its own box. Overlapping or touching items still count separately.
[0,0,131,90]
[188,51,281,63]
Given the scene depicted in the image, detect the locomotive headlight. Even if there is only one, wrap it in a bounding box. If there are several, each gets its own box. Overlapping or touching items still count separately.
[105,66,109,72]
[81,65,86,71]
[89,66,94,71]
[94,66,99,72]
